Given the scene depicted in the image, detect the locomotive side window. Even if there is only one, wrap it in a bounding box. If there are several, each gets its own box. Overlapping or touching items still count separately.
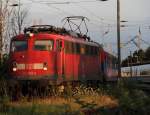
[34,40,53,51]
[85,45,90,55]
[56,40,63,51]
[64,41,99,55]
[65,41,73,53]
[64,41,69,53]
[93,46,99,55]
[11,41,27,52]
[80,44,85,54]
[76,43,80,54]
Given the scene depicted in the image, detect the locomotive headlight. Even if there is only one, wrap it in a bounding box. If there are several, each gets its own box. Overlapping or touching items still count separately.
[43,67,47,71]
[12,62,17,71]
[13,67,17,72]
[43,62,48,71]
[29,33,34,37]
[25,31,34,37]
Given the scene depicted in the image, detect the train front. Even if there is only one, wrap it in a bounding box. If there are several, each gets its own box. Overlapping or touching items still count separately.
[8,33,56,81]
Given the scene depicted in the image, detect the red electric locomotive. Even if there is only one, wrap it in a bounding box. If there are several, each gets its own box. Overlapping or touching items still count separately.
[8,25,117,86]
[8,25,101,84]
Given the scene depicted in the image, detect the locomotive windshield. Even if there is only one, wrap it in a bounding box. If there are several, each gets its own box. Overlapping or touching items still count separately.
[11,41,27,52]
[34,40,53,51]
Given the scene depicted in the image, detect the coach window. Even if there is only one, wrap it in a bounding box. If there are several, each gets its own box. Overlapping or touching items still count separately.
[11,40,27,52]
[34,40,53,51]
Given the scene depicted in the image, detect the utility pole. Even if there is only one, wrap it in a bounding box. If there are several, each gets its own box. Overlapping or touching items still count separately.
[130,51,133,77]
[0,2,2,64]
[98,0,121,78]
[117,0,121,78]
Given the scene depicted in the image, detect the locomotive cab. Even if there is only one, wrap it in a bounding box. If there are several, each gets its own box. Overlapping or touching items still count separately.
[9,33,61,81]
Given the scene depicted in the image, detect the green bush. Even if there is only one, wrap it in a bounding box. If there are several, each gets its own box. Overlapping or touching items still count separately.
[106,80,150,115]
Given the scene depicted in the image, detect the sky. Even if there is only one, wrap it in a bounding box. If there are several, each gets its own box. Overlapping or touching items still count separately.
[13,0,150,59]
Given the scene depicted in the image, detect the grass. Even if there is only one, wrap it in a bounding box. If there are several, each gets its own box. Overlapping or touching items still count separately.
[0,95,117,115]
[0,67,150,115]
[0,82,118,115]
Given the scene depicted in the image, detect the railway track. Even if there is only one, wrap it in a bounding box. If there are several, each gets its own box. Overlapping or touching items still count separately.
[122,76,150,92]
[136,76,150,92]
[117,76,150,92]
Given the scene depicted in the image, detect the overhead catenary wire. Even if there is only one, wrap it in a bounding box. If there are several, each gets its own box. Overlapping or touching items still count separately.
[26,0,150,43]
[32,1,150,27]
[24,0,150,29]
[74,3,115,23]
[28,0,75,16]
[21,0,150,48]
[26,0,116,24]
[27,0,105,4]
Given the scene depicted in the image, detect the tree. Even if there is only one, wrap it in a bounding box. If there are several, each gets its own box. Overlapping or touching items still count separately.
[0,0,13,63]
[0,0,28,63]
[145,47,150,61]
[122,49,147,66]
[137,49,145,63]
[10,0,28,36]
[132,50,138,63]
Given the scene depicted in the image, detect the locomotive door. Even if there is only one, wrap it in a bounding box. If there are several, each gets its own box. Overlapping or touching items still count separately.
[56,40,64,82]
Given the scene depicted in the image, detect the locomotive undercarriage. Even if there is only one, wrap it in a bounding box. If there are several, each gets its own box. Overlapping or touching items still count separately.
[6,76,104,101]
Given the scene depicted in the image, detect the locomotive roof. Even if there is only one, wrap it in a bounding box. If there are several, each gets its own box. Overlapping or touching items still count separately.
[23,25,89,39]
[13,25,102,48]
[13,33,101,48]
